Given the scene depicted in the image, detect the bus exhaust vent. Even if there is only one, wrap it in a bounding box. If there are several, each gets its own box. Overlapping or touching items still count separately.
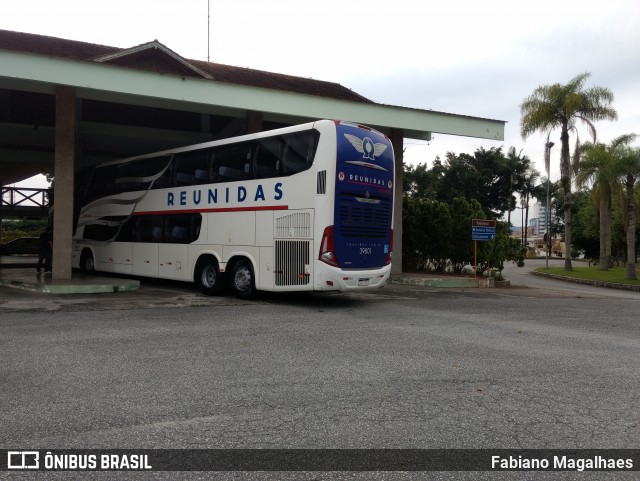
[275,212,311,238]
[317,170,327,194]
[275,240,310,286]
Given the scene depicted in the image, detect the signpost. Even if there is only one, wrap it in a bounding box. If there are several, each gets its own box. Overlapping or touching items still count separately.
[472,219,497,276]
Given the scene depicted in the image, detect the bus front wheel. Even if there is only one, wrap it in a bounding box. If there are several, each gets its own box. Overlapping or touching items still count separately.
[195,256,224,296]
[230,259,256,299]
[80,250,95,275]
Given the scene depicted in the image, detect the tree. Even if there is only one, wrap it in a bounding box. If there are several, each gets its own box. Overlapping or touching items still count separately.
[436,147,516,218]
[503,147,531,227]
[402,195,453,271]
[449,197,485,273]
[403,161,441,199]
[477,221,524,273]
[576,135,637,268]
[519,168,542,252]
[520,72,617,270]
[612,139,640,279]
[576,142,616,268]
[571,190,600,259]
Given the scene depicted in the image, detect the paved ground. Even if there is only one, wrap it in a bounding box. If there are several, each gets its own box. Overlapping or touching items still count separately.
[503,258,640,299]
[1,259,639,480]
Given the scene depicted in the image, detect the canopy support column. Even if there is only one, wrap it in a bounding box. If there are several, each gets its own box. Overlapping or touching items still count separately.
[390,128,404,275]
[52,86,76,280]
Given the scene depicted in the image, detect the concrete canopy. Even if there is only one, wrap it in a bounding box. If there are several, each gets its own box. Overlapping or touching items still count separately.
[1,30,504,186]
[0,29,505,278]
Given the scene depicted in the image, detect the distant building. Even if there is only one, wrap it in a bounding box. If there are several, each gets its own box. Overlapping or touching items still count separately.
[531,202,548,235]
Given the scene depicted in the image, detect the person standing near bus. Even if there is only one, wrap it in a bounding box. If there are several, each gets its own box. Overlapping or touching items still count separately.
[37,226,53,273]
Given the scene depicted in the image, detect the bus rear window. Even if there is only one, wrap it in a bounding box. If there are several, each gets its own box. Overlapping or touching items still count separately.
[282,131,317,175]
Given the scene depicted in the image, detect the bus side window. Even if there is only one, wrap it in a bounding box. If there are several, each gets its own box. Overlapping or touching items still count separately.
[150,156,174,189]
[115,217,135,242]
[214,144,252,182]
[191,214,202,240]
[255,137,282,179]
[86,164,117,202]
[163,213,201,243]
[175,150,211,186]
[116,159,148,193]
[136,215,163,242]
[165,214,189,243]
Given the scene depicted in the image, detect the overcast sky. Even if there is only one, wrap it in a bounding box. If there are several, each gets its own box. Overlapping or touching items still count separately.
[3,0,639,190]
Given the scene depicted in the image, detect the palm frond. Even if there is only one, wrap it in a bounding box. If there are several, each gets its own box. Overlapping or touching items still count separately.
[576,116,597,143]
[610,133,638,149]
[572,132,581,176]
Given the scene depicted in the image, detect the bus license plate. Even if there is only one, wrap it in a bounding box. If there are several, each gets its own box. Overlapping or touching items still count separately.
[358,278,370,287]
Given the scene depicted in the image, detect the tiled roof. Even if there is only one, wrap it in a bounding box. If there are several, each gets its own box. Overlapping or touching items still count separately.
[0,29,372,104]
[0,29,119,61]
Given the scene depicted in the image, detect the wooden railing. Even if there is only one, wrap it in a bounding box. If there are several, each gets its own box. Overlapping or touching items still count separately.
[0,187,52,217]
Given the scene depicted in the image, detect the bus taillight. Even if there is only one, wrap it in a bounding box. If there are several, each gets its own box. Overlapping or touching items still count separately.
[319,226,339,267]
[384,229,394,266]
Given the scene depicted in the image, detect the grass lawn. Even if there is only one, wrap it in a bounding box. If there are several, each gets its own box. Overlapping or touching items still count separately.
[535,265,640,286]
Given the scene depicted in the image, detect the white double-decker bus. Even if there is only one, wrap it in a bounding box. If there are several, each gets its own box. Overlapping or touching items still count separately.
[72,120,394,298]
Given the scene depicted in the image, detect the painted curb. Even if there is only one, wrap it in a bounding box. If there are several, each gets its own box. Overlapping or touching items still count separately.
[391,276,480,288]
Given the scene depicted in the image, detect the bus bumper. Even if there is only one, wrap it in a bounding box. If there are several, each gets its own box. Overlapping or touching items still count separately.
[314,261,391,291]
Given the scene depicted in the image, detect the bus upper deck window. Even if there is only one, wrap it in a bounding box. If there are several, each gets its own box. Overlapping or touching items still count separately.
[283,133,312,174]
[255,137,283,178]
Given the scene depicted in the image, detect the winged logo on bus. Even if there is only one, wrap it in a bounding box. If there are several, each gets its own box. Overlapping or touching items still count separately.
[344,134,388,160]
[343,134,389,171]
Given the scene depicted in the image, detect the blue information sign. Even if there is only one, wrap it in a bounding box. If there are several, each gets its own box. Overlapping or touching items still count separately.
[471,220,496,241]
[472,233,495,241]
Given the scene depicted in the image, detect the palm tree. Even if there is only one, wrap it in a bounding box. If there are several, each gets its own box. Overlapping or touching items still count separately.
[539,176,560,258]
[519,168,542,252]
[575,140,619,269]
[520,72,617,270]
[611,137,640,279]
[503,147,531,228]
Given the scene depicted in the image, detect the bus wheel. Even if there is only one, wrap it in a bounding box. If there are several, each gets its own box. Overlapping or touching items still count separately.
[80,249,95,275]
[195,256,223,295]
[230,259,256,299]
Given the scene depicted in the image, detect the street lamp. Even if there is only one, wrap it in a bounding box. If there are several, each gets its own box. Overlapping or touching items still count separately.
[521,197,526,248]
[545,141,554,269]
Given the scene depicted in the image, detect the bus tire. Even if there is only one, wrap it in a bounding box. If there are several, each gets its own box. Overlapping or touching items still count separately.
[195,256,224,296]
[80,249,95,275]
[230,259,256,299]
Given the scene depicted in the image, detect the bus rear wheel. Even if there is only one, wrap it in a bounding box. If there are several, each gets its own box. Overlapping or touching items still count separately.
[230,259,256,299]
[195,256,224,296]
[80,249,95,275]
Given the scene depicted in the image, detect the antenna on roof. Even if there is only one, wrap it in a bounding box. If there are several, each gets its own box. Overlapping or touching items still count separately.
[207,0,211,62]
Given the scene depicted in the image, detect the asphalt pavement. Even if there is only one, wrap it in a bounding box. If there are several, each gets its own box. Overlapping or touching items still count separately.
[502,258,640,299]
[1,258,639,480]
